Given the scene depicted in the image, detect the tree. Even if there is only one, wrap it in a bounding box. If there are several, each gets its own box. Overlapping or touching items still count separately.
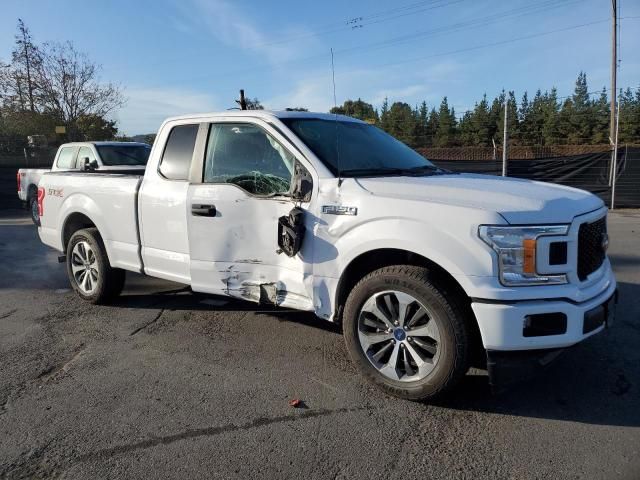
[618,87,640,144]
[35,41,124,139]
[330,98,377,122]
[591,88,609,144]
[433,97,456,147]
[379,97,390,132]
[0,20,43,113]
[13,19,41,112]
[75,114,118,140]
[414,101,429,147]
[460,94,491,146]
[540,88,560,145]
[382,102,417,146]
[245,97,263,110]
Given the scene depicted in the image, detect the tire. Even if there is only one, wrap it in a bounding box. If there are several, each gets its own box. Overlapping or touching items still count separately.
[66,228,126,304]
[28,189,39,226]
[343,265,470,401]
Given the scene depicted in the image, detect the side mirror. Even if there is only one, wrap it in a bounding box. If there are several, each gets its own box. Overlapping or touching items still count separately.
[82,157,99,171]
[292,163,313,202]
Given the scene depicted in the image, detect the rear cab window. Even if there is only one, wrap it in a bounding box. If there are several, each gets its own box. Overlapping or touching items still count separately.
[159,124,199,180]
[96,145,150,166]
[56,147,77,169]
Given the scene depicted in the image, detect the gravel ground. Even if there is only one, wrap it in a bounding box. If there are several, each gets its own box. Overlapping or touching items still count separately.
[0,184,638,478]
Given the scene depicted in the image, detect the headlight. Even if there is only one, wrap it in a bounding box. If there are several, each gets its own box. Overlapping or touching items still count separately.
[479,225,569,286]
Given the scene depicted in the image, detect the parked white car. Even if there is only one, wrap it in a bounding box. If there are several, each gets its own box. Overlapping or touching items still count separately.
[35,111,617,400]
[17,141,150,224]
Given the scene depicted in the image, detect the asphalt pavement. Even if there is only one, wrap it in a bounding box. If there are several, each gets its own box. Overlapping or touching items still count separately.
[0,176,638,478]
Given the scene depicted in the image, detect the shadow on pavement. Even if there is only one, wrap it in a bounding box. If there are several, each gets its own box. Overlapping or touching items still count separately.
[432,279,640,428]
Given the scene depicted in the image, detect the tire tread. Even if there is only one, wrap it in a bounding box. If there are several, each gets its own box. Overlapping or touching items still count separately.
[343,265,470,401]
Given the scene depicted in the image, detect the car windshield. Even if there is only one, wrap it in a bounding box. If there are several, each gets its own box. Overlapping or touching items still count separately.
[281,118,438,177]
[96,145,151,166]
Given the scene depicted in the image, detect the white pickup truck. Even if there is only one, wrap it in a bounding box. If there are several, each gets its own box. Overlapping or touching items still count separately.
[36,111,617,400]
[17,141,150,224]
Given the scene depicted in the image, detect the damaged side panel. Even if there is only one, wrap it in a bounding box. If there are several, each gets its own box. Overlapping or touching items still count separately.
[218,262,314,311]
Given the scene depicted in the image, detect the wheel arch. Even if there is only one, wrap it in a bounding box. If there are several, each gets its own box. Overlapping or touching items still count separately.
[333,248,484,364]
[335,248,469,318]
[27,183,38,200]
[62,212,99,251]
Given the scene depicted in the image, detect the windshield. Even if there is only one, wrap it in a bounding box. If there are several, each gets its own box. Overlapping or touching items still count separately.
[281,118,436,177]
[96,145,151,166]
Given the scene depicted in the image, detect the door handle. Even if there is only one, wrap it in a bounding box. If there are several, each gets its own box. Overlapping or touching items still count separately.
[191,204,216,217]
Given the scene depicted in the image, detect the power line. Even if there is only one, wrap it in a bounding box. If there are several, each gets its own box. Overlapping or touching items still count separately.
[336,0,579,56]
[252,0,468,48]
[345,19,610,73]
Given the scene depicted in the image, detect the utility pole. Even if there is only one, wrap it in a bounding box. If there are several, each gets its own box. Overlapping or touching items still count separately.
[610,0,617,144]
[502,99,508,177]
[609,0,619,206]
[611,98,620,209]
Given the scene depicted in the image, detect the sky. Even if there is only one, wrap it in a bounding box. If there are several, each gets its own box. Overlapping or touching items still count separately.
[1,0,638,135]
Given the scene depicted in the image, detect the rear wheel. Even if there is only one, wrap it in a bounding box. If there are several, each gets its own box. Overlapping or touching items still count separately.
[27,188,39,225]
[343,265,470,401]
[66,228,125,304]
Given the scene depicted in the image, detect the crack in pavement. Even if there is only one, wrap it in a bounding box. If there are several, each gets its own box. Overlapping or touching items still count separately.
[0,308,17,319]
[77,406,371,463]
[37,346,86,382]
[129,309,165,336]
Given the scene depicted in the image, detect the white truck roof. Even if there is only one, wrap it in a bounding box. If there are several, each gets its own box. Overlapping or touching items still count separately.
[162,110,365,125]
[59,141,150,148]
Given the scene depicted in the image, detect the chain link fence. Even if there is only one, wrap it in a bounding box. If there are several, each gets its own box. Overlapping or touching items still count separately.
[428,145,640,208]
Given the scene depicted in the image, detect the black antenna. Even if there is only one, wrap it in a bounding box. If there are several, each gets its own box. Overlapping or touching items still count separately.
[331,48,342,187]
[236,89,247,110]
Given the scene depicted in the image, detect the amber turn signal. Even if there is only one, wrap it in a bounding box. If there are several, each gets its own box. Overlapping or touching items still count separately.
[523,239,536,274]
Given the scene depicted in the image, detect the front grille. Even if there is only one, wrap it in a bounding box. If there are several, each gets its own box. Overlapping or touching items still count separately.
[577,216,607,281]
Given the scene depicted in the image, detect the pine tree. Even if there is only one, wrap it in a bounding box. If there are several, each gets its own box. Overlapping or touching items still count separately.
[591,88,609,144]
[414,101,429,147]
[541,88,559,145]
[385,102,417,146]
[618,87,640,144]
[379,97,391,132]
[519,91,532,144]
[434,97,456,147]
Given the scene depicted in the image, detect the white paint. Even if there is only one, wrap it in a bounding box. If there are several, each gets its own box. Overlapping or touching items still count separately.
[37,110,616,353]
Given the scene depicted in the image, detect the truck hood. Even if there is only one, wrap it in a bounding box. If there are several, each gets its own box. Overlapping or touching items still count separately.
[355,173,604,224]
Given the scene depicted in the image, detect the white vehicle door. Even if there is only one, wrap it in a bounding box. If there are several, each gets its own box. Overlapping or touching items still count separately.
[186,120,313,310]
[139,123,199,284]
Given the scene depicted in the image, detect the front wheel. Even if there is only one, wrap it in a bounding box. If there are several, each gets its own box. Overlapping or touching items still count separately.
[343,265,470,401]
[66,228,125,304]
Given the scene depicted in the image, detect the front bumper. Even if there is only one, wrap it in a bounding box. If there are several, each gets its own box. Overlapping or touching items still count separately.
[471,275,617,351]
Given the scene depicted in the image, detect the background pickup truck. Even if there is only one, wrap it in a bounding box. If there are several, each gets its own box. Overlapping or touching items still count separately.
[17,141,150,224]
[36,111,617,401]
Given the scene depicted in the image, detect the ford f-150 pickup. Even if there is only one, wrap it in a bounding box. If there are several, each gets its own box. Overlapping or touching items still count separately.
[36,111,617,400]
[17,141,150,224]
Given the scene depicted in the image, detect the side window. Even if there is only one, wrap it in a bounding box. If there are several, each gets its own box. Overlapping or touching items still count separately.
[56,147,76,169]
[159,124,198,180]
[77,147,96,168]
[203,123,294,196]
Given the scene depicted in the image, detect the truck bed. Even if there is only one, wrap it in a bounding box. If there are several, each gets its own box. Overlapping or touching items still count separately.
[38,171,144,273]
